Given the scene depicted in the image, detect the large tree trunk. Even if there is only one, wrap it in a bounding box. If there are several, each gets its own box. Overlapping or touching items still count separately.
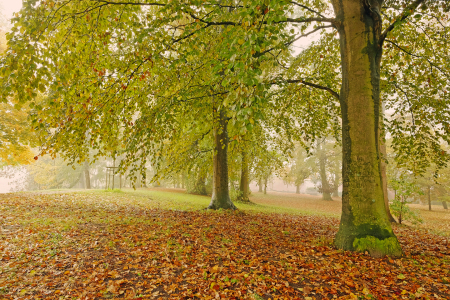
[443,201,448,210]
[319,145,333,201]
[207,109,236,210]
[332,0,402,257]
[296,184,300,194]
[258,178,263,192]
[238,148,250,202]
[84,160,91,189]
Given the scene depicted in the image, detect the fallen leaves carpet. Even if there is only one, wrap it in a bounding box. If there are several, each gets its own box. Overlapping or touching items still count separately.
[0,192,449,299]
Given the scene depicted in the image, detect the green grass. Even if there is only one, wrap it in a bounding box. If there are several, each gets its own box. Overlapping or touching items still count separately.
[75,188,331,216]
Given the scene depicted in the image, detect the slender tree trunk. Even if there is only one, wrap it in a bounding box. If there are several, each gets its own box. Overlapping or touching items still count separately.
[332,0,402,257]
[319,143,332,201]
[380,103,396,223]
[238,148,250,202]
[296,184,300,194]
[443,201,448,210]
[263,177,268,194]
[84,160,91,189]
[181,172,185,189]
[112,159,115,190]
[332,161,340,197]
[428,186,431,211]
[258,178,263,192]
[208,109,236,210]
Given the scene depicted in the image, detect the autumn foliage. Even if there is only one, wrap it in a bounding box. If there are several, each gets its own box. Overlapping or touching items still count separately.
[0,191,449,299]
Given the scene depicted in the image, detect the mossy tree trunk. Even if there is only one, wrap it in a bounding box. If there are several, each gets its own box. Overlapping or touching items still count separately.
[332,0,403,257]
[238,148,250,202]
[207,109,236,210]
[443,201,448,210]
[258,178,263,192]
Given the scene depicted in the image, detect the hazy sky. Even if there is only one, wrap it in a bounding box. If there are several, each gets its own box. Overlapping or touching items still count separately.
[0,0,22,20]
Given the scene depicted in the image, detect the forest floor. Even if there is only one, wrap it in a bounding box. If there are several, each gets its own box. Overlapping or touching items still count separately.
[0,188,449,299]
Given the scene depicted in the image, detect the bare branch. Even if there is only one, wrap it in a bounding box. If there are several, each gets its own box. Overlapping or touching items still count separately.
[93,0,165,6]
[385,39,450,80]
[273,79,340,100]
[379,0,426,46]
[284,17,336,25]
[255,25,334,58]
[290,1,326,19]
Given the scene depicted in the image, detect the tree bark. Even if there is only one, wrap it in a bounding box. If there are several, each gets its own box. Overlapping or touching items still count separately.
[332,0,403,257]
[258,178,263,192]
[263,177,267,194]
[319,145,333,201]
[380,103,396,223]
[207,109,236,210]
[84,160,91,189]
[238,148,250,202]
[332,159,340,197]
[428,186,431,211]
[443,201,448,210]
[296,184,300,194]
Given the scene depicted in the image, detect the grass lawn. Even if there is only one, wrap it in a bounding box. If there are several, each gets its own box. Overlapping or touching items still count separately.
[0,188,449,299]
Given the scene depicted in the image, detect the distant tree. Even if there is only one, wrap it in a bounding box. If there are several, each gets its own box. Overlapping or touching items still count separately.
[389,175,423,225]
[285,145,314,194]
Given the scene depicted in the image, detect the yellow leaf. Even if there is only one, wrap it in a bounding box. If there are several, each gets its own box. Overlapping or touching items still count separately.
[238,39,244,45]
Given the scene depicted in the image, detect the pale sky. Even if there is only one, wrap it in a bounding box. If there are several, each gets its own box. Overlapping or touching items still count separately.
[0,0,22,20]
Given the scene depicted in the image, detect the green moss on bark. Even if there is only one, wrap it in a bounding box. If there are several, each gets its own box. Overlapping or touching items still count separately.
[353,236,403,258]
